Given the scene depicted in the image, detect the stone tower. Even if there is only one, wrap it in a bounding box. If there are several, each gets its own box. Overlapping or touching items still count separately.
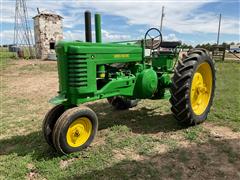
[33,10,63,59]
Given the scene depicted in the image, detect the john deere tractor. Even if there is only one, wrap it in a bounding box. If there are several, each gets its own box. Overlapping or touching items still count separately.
[42,11,215,154]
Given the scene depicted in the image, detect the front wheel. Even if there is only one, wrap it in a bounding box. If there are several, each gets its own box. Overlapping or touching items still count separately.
[42,104,65,147]
[170,49,215,125]
[52,106,98,154]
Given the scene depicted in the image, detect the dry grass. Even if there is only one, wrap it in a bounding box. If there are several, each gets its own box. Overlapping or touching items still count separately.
[0,59,240,179]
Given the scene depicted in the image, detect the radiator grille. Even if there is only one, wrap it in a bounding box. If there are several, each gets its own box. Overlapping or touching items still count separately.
[67,53,88,87]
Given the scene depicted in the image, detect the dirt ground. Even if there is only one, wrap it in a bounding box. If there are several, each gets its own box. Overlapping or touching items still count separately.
[0,60,240,179]
[224,52,240,61]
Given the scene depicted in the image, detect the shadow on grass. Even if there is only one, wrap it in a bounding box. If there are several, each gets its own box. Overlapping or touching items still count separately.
[88,101,186,134]
[67,138,240,180]
[0,131,59,160]
[0,101,186,159]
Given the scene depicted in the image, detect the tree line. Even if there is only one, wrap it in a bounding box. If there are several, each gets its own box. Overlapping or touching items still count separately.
[195,42,237,51]
[180,42,238,51]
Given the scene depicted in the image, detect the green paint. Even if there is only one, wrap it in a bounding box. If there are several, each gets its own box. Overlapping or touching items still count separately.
[97,65,105,78]
[53,40,177,106]
[95,13,102,43]
[52,14,179,107]
[133,68,158,98]
[152,52,176,72]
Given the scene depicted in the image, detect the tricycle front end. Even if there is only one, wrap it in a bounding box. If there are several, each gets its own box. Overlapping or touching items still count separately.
[42,11,215,154]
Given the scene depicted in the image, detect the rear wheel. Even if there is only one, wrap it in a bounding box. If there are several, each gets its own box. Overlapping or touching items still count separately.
[170,49,215,125]
[107,96,139,110]
[52,106,98,154]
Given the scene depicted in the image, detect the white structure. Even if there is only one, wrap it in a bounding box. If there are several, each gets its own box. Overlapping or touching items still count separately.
[33,10,63,59]
[230,44,240,53]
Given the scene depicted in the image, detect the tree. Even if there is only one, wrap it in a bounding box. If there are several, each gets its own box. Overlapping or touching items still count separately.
[195,44,201,48]
[181,43,193,49]
[221,42,230,50]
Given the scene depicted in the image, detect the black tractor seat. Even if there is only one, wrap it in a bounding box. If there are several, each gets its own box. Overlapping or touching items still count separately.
[160,41,182,49]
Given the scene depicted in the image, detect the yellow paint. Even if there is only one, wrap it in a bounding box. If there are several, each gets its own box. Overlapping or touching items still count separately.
[113,54,129,58]
[190,62,213,115]
[99,73,105,78]
[66,117,92,147]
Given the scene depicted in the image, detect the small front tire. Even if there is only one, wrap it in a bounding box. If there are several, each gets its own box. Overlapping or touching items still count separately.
[42,104,65,147]
[52,106,98,154]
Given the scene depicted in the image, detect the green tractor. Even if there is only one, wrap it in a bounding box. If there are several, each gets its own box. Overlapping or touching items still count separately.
[43,11,215,154]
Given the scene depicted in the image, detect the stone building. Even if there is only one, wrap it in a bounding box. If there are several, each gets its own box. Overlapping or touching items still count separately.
[33,10,63,59]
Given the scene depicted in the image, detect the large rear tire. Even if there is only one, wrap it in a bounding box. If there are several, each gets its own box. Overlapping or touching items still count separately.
[170,49,215,125]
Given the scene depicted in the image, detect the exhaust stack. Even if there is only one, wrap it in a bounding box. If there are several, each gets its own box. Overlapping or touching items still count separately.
[84,11,92,42]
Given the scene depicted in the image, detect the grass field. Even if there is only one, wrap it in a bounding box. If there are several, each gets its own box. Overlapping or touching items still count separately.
[0,55,240,179]
[0,47,17,59]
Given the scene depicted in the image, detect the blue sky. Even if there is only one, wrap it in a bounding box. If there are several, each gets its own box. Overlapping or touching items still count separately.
[1,0,239,46]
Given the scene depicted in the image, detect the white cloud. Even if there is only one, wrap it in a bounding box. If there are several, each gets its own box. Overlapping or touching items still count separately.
[0,28,36,45]
[0,30,14,44]
[102,29,131,41]
[63,30,84,41]
[76,0,239,35]
[1,0,81,28]
[63,29,131,42]
[1,2,14,23]
[164,33,178,41]
[1,0,239,44]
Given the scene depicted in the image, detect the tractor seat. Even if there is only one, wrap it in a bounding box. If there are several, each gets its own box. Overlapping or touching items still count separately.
[160,41,182,49]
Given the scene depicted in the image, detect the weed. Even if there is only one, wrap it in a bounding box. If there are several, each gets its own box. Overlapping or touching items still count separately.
[183,126,204,141]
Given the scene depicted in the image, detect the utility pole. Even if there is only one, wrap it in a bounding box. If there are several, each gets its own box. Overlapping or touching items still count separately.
[217,13,221,45]
[160,6,165,32]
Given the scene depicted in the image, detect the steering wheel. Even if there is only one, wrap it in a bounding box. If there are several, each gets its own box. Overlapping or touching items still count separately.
[144,28,162,50]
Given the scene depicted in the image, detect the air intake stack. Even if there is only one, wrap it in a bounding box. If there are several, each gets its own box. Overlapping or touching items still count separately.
[95,13,102,43]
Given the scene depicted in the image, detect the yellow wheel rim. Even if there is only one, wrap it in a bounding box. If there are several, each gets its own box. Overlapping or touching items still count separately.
[190,62,213,115]
[66,117,92,147]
